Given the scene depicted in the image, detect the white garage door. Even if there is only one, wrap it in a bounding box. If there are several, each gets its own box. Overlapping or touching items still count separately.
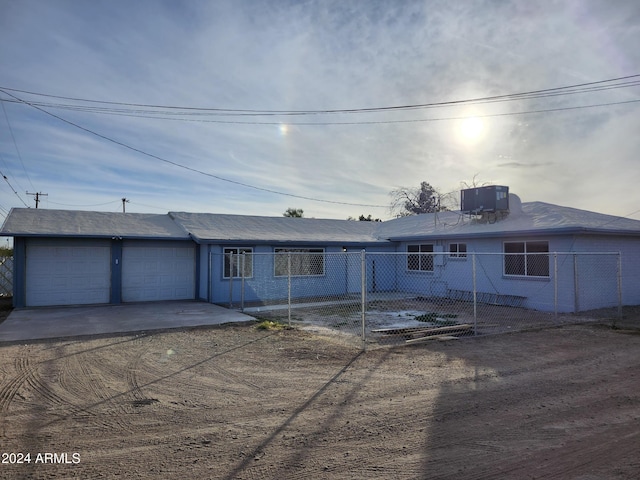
[26,239,111,307]
[122,242,195,302]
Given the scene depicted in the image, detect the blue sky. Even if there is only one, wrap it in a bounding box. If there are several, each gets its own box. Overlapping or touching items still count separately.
[1,0,639,221]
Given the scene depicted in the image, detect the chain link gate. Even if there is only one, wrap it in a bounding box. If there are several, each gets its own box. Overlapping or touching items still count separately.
[214,251,622,349]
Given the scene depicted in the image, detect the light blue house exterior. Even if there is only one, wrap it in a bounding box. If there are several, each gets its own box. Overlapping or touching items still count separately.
[2,194,639,312]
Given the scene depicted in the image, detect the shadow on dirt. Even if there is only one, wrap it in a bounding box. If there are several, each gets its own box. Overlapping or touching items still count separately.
[417,326,640,478]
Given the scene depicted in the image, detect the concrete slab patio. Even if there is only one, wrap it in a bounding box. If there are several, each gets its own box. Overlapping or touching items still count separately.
[0,301,256,343]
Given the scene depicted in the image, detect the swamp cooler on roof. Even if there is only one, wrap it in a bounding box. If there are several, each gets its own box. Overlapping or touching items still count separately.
[461,185,509,214]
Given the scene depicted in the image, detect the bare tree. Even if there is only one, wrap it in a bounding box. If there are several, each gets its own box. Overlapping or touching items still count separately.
[460,173,491,189]
[390,181,452,216]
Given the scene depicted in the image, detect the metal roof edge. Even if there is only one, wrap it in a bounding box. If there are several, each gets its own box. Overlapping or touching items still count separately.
[385,226,592,242]
[196,239,391,247]
[4,233,193,241]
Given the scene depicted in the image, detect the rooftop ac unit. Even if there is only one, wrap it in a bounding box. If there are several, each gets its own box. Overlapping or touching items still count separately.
[461,186,509,214]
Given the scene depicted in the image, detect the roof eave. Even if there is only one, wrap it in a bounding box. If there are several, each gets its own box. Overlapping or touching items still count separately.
[194,238,391,247]
[3,233,192,241]
[387,225,640,242]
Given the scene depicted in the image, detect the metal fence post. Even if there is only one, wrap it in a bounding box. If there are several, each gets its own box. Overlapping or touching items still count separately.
[208,250,212,303]
[573,253,579,313]
[240,252,245,312]
[361,250,367,350]
[616,252,623,327]
[554,252,558,321]
[288,252,292,327]
[228,252,234,309]
[472,253,477,335]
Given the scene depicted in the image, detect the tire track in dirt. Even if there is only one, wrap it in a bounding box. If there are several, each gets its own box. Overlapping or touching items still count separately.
[0,349,30,415]
[14,352,89,419]
[56,344,137,432]
[125,335,160,407]
[206,363,263,392]
[229,331,635,480]
[0,347,72,413]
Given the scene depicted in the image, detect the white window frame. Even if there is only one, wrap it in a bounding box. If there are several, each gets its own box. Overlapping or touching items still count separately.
[407,244,434,272]
[223,247,253,279]
[449,243,467,259]
[503,241,549,278]
[274,248,325,277]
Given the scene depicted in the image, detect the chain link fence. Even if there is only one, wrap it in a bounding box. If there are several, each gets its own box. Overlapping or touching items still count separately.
[215,251,622,349]
[0,256,13,297]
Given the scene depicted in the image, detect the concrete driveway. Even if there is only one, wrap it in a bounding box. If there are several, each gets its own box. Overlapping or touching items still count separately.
[0,301,256,343]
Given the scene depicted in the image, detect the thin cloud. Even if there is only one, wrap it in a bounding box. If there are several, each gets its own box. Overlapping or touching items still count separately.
[497,162,554,169]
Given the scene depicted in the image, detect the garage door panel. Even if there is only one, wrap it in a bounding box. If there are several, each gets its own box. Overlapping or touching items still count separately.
[122,244,195,302]
[26,240,111,307]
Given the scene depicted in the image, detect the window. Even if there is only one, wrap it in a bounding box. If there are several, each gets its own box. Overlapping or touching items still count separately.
[223,247,253,278]
[504,241,549,277]
[407,244,434,271]
[449,243,467,258]
[274,248,325,276]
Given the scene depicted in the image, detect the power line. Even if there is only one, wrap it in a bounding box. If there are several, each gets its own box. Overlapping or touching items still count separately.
[0,170,30,207]
[1,74,638,209]
[1,74,638,116]
[128,201,171,212]
[47,199,122,207]
[0,100,35,190]
[0,89,388,208]
[7,98,634,127]
[2,90,638,127]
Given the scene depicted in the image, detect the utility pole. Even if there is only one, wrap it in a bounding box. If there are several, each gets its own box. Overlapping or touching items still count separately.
[122,198,129,213]
[26,191,48,208]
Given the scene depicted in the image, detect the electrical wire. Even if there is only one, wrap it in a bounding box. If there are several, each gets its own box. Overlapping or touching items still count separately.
[0,169,30,208]
[47,200,122,207]
[0,101,35,191]
[1,74,639,116]
[3,97,637,126]
[128,201,171,212]
[0,89,388,208]
[1,74,638,210]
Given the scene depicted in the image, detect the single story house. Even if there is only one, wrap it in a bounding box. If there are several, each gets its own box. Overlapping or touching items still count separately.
[1,193,639,312]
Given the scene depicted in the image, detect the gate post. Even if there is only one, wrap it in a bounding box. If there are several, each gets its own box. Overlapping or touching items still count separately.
[554,252,558,321]
[361,250,367,350]
[288,252,292,327]
[240,252,245,312]
[616,252,623,327]
[228,252,234,309]
[472,253,477,336]
[573,253,579,313]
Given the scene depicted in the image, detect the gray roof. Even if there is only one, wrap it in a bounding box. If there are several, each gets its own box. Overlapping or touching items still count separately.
[0,208,190,240]
[2,195,639,244]
[169,212,380,245]
[378,197,640,240]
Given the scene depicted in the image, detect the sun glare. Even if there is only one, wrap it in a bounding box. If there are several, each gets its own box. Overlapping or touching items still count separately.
[279,124,289,136]
[457,116,486,145]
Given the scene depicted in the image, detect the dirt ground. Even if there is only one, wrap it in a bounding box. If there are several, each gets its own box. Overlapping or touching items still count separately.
[0,313,639,479]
